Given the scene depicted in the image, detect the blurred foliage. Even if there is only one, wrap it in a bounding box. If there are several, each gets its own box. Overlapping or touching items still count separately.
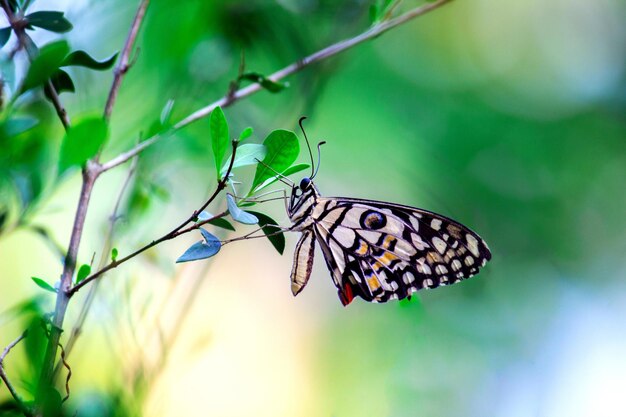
[1,0,626,416]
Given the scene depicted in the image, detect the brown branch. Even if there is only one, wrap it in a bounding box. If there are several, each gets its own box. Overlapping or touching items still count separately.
[70,140,239,296]
[0,332,32,416]
[0,0,70,130]
[99,0,452,173]
[104,0,150,120]
[53,157,139,377]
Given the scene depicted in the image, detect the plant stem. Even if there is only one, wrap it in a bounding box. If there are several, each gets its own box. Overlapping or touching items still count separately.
[0,332,32,416]
[99,0,452,172]
[35,165,99,410]
[70,140,239,295]
[104,0,150,120]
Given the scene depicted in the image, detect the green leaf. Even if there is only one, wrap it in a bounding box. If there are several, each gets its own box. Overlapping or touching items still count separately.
[46,69,74,98]
[249,129,300,193]
[0,27,11,47]
[197,211,236,231]
[58,116,108,176]
[25,11,73,33]
[247,211,285,255]
[220,144,267,176]
[111,248,118,262]
[226,194,258,225]
[76,264,91,284]
[176,228,221,263]
[61,50,118,70]
[160,99,175,125]
[31,277,57,293]
[241,72,288,93]
[21,40,69,93]
[210,106,229,179]
[281,163,310,178]
[208,217,236,231]
[3,116,38,136]
[239,127,253,141]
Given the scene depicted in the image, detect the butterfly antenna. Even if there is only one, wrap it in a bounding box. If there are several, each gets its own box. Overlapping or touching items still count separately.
[299,116,315,178]
[311,141,326,180]
[254,158,295,187]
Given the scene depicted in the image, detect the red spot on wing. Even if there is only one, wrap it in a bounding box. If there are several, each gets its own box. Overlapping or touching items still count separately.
[339,281,355,306]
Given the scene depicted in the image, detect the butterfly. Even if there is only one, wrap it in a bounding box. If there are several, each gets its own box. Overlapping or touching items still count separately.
[287,176,492,306]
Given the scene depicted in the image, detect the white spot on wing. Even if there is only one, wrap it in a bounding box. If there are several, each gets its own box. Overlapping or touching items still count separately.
[466,234,480,257]
[431,219,442,231]
[435,265,448,275]
[452,259,462,271]
[432,237,447,254]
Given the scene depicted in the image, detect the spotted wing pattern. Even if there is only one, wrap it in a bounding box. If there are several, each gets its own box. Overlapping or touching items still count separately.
[312,197,491,306]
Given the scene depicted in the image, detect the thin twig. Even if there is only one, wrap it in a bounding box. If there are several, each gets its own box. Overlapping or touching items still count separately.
[0,0,70,129]
[70,140,239,295]
[57,344,71,402]
[99,0,451,173]
[104,0,150,120]
[54,157,139,376]
[0,332,32,416]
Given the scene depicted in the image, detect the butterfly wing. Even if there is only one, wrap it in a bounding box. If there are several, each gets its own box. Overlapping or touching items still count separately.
[312,197,491,305]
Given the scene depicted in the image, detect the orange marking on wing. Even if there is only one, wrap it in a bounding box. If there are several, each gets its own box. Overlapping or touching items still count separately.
[367,276,381,291]
[378,251,399,266]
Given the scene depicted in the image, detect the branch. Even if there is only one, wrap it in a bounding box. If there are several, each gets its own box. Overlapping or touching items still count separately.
[54,157,139,376]
[104,0,150,120]
[99,0,452,172]
[0,332,32,416]
[70,140,239,295]
[0,0,71,130]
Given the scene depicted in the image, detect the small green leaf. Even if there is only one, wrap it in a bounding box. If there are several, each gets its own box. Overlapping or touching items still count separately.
[25,11,73,33]
[250,130,300,193]
[247,211,285,255]
[197,211,236,231]
[0,27,11,47]
[61,50,118,70]
[208,217,236,231]
[281,163,310,178]
[46,69,75,98]
[210,106,229,179]
[58,116,108,176]
[241,72,288,93]
[21,40,70,93]
[3,116,38,136]
[239,127,253,141]
[111,248,118,262]
[160,99,175,125]
[221,144,267,176]
[226,194,258,225]
[76,264,91,283]
[31,277,57,293]
[176,228,221,263]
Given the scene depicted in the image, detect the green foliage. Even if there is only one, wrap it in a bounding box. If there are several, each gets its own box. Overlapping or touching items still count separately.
[20,40,70,93]
[25,11,73,33]
[61,50,118,70]
[240,72,288,93]
[198,211,236,231]
[249,129,300,194]
[221,143,267,176]
[58,116,108,176]
[111,248,118,262]
[76,264,91,284]
[210,106,229,179]
[31,277,56,293]
[226,194,258,225]
[239,127,253,141]
[0,27,11,47]
[247,211,285,254]
[176,228,221,263]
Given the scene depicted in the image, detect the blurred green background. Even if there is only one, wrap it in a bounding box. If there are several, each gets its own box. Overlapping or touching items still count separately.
[1,0,626,416]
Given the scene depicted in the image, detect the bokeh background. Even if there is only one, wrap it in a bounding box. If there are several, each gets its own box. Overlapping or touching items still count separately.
[2,0,626,416]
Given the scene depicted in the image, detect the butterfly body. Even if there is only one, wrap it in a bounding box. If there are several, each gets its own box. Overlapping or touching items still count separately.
[288,178,491,306]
